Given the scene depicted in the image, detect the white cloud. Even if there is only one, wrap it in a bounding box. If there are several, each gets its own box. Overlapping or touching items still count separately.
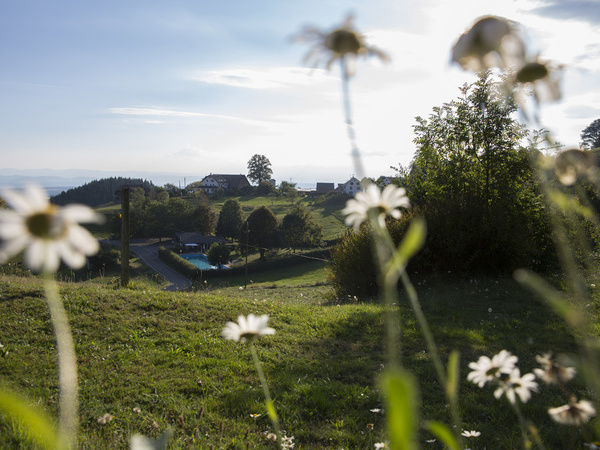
[109,107,272,127]
[192,66,335,90]
[173,146,204,158]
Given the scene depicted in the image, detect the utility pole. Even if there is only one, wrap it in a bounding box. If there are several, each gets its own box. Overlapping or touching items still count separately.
[120,187,130,287]
[244,221,250,289]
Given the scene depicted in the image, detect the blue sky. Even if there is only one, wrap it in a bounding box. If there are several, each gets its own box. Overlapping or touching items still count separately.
[1,0,599,187]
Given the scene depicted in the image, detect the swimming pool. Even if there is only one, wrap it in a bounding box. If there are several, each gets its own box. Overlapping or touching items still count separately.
[180,253,219,270]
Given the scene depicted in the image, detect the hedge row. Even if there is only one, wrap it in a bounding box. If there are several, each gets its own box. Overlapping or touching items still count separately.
[157,246,201,280]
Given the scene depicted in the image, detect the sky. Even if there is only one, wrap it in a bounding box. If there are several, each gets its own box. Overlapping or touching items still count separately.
[1,0,599,187]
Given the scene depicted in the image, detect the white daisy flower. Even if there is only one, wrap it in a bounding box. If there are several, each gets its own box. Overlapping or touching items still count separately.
[534,353,576,385]
[467,350,518,387]
[452,16,525,72]
[0,184,103,273]
[461,430,481,438]
[221,314,275,342]
[548,397,596,426]
[342,184,410,229]
[493,368,538,404]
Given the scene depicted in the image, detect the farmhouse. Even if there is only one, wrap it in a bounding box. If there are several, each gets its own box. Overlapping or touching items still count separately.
[200,174,251,194]
[338,176,362,195]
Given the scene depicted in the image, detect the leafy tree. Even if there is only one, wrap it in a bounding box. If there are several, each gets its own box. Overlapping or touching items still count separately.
[581,118,600,150]
[279,181,298,203]
[165,198,195,231]
[247,154,273,185]
[156,188,169,203]
[193,203,217,235]
[216,199,243,240]
[281,204,322,251]
[406,71,552,272]
[164,183,182,197]
[256,181,276,196]
[206,243,230,269]
[143,201,170,240]
[241,206,279,260]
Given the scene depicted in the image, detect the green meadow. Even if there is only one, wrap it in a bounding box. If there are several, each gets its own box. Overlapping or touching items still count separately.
[0,261,589,448]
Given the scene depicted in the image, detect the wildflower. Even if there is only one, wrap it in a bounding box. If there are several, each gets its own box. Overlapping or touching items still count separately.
[221,314,275,342]
[250,413,261,419]
[130,430,172,450]
[515,59,562,105]
[342,184,410,229]
[370,408,383,413]
[295,14,389,78]
[548,397,596,426]
[0,184,102,273]
[132,407,141,414]
[452,16,525,72]
[266,433,277,442]
[374,443,388,449]
[97,413,113,424]
[534,353,576,385]
[554,149,597,186]
[493,368,538,404]
[281,434,295,449]
[467,350,518,387]
[461,430,481,438]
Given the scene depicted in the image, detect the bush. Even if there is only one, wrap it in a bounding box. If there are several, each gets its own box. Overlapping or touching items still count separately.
[157,246,200,279]
[328,219,410,298]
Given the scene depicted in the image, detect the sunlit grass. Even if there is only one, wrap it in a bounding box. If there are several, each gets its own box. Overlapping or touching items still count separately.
[0,272,586,448]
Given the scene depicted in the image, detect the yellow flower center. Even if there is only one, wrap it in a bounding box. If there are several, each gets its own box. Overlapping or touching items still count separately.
[325,29,362,55]
[25,206,66,239]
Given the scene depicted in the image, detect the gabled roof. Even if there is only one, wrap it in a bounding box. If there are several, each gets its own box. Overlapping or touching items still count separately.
[175,232,226,246]
[202,174,250,189]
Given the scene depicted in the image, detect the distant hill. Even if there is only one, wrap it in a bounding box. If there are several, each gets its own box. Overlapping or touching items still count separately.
[51,177,154,207]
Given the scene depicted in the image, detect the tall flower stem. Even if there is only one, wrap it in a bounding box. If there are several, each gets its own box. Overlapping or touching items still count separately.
[43,274,78,449]
[249,342,281,448]
[340,58,367,182]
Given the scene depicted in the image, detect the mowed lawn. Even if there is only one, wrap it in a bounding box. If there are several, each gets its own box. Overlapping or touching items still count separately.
[0,270,589,449]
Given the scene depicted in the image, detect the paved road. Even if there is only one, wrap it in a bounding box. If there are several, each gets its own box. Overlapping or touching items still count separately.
[106,239,192,291]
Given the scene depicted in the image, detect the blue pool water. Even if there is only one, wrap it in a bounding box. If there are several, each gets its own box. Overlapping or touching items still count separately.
[180,253,218,270]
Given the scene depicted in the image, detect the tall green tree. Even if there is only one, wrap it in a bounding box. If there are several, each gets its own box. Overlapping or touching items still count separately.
[242,206,279,260]
[216,199,243,240]
[281,204,322,251]
[580,118,600,150]
[193,203,217,235]
[247,154,273,185]
[406,71,551,272]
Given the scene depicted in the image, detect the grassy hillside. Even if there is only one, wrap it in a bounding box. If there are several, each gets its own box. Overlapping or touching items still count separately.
[0,272,587,448]
[89,193,349,243]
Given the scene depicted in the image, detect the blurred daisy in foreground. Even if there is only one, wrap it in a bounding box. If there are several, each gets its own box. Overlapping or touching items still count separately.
[343,184,410,229]
[222,314,275,343]
[548,397,596,426]
[534,353,576,385]
[294,14,389,79]
[493,368,538,404]
[452,16,525,72]
[0,184,102,273]
[467,350,518,388]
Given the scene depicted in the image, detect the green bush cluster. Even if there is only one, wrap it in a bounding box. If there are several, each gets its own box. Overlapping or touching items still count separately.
[157,246,201,279]
[328,220,409,298]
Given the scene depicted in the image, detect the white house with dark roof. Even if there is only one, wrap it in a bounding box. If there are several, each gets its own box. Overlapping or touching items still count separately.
[338,176,362,195]
[199,174,251,194]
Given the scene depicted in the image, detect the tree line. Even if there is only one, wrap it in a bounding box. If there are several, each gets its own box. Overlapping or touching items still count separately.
[113,189,323,256]
[51,177,155,207]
